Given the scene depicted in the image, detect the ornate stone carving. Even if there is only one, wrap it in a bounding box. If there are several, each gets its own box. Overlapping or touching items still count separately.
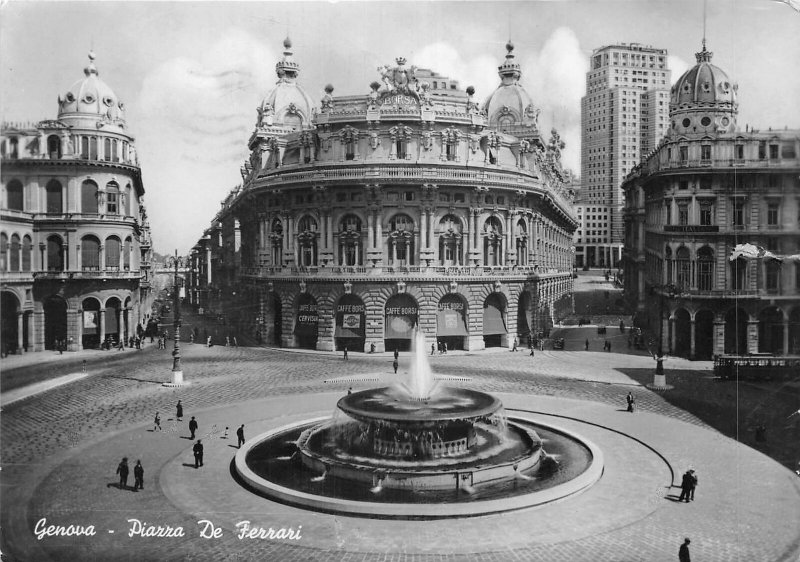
[396,281,406,294]
[375,57,420,101]
[344,281,353,294]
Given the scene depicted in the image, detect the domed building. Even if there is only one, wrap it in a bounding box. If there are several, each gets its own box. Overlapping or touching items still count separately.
[191,40,577,352]
[0,52,154,353]
[622,41,800,358]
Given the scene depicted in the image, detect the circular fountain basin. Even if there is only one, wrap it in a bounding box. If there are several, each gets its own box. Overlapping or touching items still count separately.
[234,414,604,518]
[339,387,502,423]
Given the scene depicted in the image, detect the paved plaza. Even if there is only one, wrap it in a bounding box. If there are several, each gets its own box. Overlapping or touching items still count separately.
[2,338,800,562]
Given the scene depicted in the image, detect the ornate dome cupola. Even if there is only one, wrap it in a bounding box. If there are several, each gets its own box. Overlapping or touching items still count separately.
[669,39,738,136]
[255,38,314,131]
[57,51,126,128]
[483,42,540,130]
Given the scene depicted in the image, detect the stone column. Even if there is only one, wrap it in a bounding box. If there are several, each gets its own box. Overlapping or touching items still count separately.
[783,319,790,356]
[17,312,24,352]
[117,309,124,342]
[713,319,725,356]
[690,319,696,359]
[367,213,374,250]
[420,211,428,250]
[428,210,435,252]
[100,308,106,344]
[747,320,759,354]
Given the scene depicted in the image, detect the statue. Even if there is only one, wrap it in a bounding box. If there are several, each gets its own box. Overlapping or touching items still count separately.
[369,131,381,149]
[321,84,335,112]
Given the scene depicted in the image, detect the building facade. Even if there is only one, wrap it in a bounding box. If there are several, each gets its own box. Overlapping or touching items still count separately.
[0,53,154,353]
[189,39,577,352]
[580,43,671,267]
[622,41,800,359]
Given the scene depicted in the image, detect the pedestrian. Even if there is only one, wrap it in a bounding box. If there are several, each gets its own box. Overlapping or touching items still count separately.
[189,416,198,439]
[512,337,518,352]
[154,412,161,431]
[193,440,204,468]
[237,424,245,448]
[58,339,63,355]
[678,470,693,502]
[688,470,697,501]
[207,336,212,347]
[431,343,435,356]
[530,346,535,357]
[393,358,399,374]
[233,336,238,347]
[393,348,399,360]
[116,457,129,489]
[678,538,691,562]
[626,392,635,413]
[189,333,194,344]
[118,338,124,351]
[443,342,447,354]
[133,460,144,490]
[226,336,230,347]
[176,400,183,421]
[607,341,612,352]
[370,342,375,353]
[343,346,348,360]
[347,387,352,395]
[223,426,229,439]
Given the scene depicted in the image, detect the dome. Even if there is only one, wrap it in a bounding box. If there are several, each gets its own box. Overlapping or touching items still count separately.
[256,38,314,131]
[58,52,126,125]
[483,42,540,129]
[669,41,737,135]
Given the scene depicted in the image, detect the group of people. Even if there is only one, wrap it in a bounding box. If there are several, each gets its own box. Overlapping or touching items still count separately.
[120,400,248,486]
[678,469,698,502]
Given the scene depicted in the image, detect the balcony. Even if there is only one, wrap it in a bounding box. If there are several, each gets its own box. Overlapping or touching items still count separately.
[33,269,143,281]
[0,271,36,283]
[238,264,569,280]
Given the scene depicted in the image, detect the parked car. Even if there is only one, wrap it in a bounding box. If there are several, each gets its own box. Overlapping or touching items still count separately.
[553,338,565,350]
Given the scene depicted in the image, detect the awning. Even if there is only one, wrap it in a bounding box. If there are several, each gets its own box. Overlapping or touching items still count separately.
[385,314,416,339]
[483,305,507,335]
[437,308,468,337]
[334,325,363,338]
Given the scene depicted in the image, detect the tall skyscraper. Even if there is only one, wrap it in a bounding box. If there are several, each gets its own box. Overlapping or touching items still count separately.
[579,43,671,267]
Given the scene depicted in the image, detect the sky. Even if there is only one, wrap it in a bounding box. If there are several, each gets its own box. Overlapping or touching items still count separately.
[2,0,799,254]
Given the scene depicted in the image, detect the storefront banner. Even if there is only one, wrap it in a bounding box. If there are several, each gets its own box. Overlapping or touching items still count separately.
[83,311,98,334]
[342,313,361,329]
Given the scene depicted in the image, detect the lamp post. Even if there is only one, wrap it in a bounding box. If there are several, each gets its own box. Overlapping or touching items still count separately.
[648,283,678,390]
[163,249,185,387]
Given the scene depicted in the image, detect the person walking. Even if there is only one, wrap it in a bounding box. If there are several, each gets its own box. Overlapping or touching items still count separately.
[512,337,518,352]
[154,412,161,431]
[176,400,183,421]
[193,440,204,468]
[393,358,399,374]
[678,538,691,562]
[394,348,399,360]
[530,345,535,357]
[207,336,212,347]
[443,342,447,354]
[133,460,144,490]
[343,346,348,360]
[237,424,245,448]
[233,336,238,347]
[116,457,129,489]
[431,343,435,356]
[626,392,635,413]
[585,339,589,351]
[189,416,198,439]
[678,470,693,502]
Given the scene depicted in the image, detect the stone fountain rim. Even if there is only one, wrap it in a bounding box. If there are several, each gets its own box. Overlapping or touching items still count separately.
[337,386,503,423]
[233,414,605,518]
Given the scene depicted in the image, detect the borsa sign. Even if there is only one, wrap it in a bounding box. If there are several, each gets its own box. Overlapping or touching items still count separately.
[382,95,417,107]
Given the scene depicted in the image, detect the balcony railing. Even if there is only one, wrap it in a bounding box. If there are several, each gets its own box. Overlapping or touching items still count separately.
[33,269,142,280]
[238,264,568,279]
[0,271,36,282]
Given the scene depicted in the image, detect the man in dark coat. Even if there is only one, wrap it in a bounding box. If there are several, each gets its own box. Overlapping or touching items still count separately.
[626,392,635,413]
[678,470,693,502]
[189,416,198,439]
[116,457,129,489]
[237,424,245,448]
[133,460,144,490]
[193,440,204,468]
[176,400,183,421]
[688,470,697,501]
[679,538,691,562]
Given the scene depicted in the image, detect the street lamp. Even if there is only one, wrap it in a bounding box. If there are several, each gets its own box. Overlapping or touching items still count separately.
[163,249,185,387]
[648,283,679,390]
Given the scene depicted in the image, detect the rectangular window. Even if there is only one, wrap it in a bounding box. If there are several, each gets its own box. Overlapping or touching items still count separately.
[700,203,713,226]
[336,192,347,202]
[387,192,399,202]
[679,180,689,190]
[769,144,779,159]
[735,144,744,160]
[665,204,672,225]
[766,262,780,292]
[454,193,465,203]
[767,203,780,227]
[404,192,414,201]
[700,177,712,190]
[701,145,711,161]
[106,193,118,215]
[698,260,713,291]
[732,200,745,226]
[758,142,766,160]
[679,146,688,162]
[678,202,689,226]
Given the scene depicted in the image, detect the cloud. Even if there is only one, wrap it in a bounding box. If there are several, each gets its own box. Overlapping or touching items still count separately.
[133,30,278,252]
[668,55,690,84]
[413,42,498,101]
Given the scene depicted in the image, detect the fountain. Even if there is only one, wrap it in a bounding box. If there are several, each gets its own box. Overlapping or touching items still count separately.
[235,329,603,517]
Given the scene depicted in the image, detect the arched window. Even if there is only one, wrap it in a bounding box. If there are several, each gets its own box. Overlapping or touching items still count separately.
[766,259,781,293]
[47,135,61,159]
[106,182,119,215]
[483,217,504,266]
[123,237,132,269]
[105,236,121,270]
[81,236,100,270]
[516,219,528,266]
[81,180,98,213]
[104,138,112,161]
[388,214,415,266]
[6,180,23,211]
[125,184,132,216]
[80,137,89,159]
[46,180,63,214]
[438,214,462,266]
[47,235,64,271]
[22,235,32,271]
[10,234,20,271]
[112,139,119,162]
[0,234,7,271]
[270,219,283,266]
[89,136,98,160]
[296,216,318,267]
[339,215,362,266]
[697,246,714,291]
[676,246,691,289]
